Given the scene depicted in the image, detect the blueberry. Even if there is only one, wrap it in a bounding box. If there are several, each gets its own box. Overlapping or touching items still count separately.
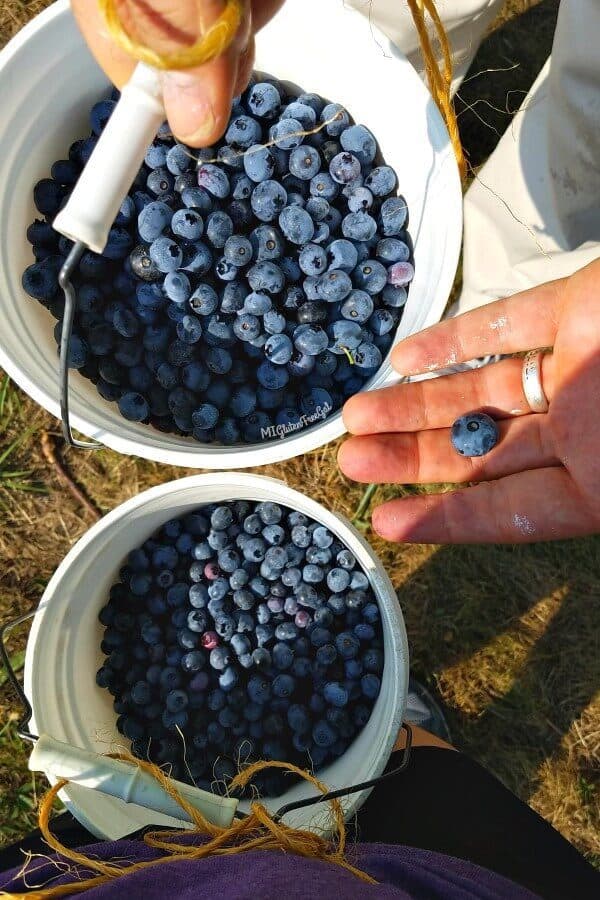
[347,186,374,213]
[118,392,149,422]
[226,115,262,148]
[90,99,116,134]
[317,270,352,303]
[149,237,183,273]
[210,646,231,671]
[342,211,377,242]
[147,167,175,197]
[269,118,304,150]
[312,719,337,748]
[166,689,188,712]
[387,260,415,288]
[247,83,281,118]
[181,186,212,212]
[293,324,328,357]
[278,206,314,245]
[451,412,499,457]
[309,173,339,202]
[361,673,381,700]
[159,666,182,690]
[321,103,350,137]
[340,290,373,324]
[130,680,152,705]
[270,672,294,699]
[219,665,239,691]
[365,165,397,197]
[329,152,361,185]
[171,208,204,241]
[329,320,363,354]
[275,621,298,642]
[203,212,233,250]
[335,631,360,659]
[243,144,275,183]
[282,101,317,130]
[247,674,271,704]
[247,261,285,294]
[289,146,321,180]
[324,240,356,275]
[197,164,230,199]
[22,262,57,302]
[272,642,294,670]
[379,196,407,236]
[340,124,377,165]
[251,180,287,222]
[264,310,286,334]
[354,260,388,295]
[252,647,271,669]
[177,315,203,344]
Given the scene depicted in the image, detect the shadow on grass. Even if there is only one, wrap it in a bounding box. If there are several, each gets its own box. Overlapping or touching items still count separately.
[397,536,600,803]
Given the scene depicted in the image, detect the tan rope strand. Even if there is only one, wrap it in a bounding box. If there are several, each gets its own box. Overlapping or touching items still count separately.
[1,753,376,897]
[406,0,467,179]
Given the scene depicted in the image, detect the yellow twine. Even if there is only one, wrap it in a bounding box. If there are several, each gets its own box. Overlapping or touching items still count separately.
[98,0,244,71]
[99,0,466,179]
[406,0,467,179]
[1,752,375,898]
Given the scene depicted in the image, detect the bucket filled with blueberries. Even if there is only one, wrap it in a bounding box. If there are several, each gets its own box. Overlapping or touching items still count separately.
[23,473,408,837]
[0,0,461,468]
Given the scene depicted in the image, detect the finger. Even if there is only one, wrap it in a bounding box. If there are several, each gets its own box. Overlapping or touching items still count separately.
[371,468,599,544]
[233,34,256,97]
[338,413,557,485]
[343,354,555,436]
[159,1,251,145]
[251,0,286,31]
[391,277,565,376]
[161,50,241,146]
[74,0,250,146]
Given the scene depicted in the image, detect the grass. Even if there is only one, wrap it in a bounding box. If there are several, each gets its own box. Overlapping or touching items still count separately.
[0,0,598,870]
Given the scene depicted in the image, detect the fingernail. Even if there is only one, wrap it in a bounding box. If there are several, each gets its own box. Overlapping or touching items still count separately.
[161,71,216,143]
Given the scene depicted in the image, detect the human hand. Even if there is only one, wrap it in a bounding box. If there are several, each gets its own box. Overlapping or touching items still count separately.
[338,259,600,544]
[72,0,285,145]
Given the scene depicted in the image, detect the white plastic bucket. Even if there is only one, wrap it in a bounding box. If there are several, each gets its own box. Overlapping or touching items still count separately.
[0,0,461,469]
[24,473,408,839]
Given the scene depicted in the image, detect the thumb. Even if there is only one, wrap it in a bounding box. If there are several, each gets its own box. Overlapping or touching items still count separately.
[116,0,249,145]
[74,0,250,146]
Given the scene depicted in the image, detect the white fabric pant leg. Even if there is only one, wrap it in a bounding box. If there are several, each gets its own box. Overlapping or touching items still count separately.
[345,0,505,91]
[457,0,600,315]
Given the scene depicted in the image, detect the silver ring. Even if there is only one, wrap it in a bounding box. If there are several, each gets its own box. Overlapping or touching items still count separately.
[522,350,549,413]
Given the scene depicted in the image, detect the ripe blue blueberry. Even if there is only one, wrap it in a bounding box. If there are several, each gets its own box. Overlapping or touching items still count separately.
[279,206,314,245]
[329,152,361,185]
[251,180,287,222]
[282,102,316,130]
[269,118,304,150]
[247,82,281,119]
[321,103,350,137]
[197,164,230,199]
[342,211,377,242]
[353,260,388,295]
[451,412,499,457]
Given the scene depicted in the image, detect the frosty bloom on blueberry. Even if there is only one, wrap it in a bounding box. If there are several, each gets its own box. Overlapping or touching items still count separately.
[22,76,415,445]
[96,500,384,796]
[451,412,499,457]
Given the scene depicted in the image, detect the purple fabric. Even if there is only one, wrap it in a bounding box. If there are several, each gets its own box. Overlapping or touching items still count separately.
[1,838,541,899]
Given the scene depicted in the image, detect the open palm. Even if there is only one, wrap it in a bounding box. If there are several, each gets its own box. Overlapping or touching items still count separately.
[339,259,600,543]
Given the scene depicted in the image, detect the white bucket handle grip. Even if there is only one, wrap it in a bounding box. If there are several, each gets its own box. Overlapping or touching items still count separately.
[29,734,239,828]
